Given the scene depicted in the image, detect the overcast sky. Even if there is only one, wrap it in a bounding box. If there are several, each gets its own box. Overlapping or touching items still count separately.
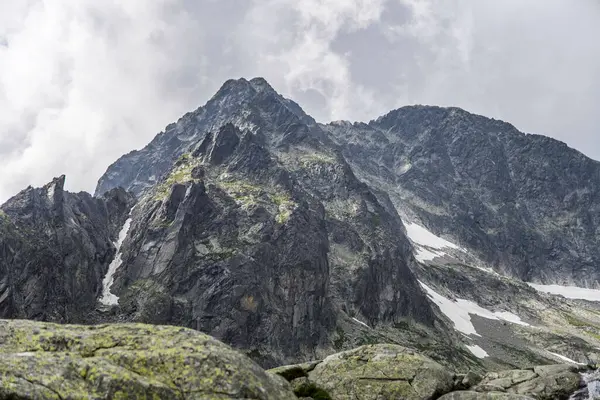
[1,0,599,202]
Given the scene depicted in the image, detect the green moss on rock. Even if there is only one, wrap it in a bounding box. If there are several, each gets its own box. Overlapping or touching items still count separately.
[154,157,201,201]
[0,319,295,399]
[308,344,454,400]
[217,178,297,223]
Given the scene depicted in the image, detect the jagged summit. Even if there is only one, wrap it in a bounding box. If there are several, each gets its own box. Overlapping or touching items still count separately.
[94,77,319,197]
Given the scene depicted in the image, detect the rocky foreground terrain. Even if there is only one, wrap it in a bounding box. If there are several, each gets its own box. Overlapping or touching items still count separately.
[3,77,600,398]
[0,319,594,399]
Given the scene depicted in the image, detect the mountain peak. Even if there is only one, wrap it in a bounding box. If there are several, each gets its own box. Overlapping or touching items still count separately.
[44,175,66,196]
[248,77,275,93]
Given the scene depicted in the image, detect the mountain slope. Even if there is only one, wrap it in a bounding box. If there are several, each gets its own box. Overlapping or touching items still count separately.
[323,106,600,285]
[95,79,453,367]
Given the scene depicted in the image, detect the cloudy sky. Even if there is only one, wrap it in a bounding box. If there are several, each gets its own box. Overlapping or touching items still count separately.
[1,0,599,202]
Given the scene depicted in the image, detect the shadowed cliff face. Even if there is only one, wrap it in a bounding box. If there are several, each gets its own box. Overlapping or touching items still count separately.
[97,80,439,367]
[0,175,134,321]
[322,107,600,286]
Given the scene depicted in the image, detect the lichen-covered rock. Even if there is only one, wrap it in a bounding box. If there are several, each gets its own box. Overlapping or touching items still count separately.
[439,392,534,399]
[308,344,454,400]
[475,364,583,400]
[532,364,581,377]
[289,377,332,400]
[462,371,484,389]
[509,370,582,400]
[0,319,295,399]
[484,370,537,386]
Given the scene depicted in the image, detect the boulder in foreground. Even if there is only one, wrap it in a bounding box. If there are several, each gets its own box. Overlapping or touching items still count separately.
[0,319,294,399]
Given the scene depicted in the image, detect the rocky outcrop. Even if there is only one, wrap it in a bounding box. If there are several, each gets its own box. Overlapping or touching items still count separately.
[439,393,535,399]
[473,365,584,400]
[306,344,454,400]
[0,319,295,399]
[0,176,135,322]
[323,107,600,286]
[270,345,591,400]
[94,78,319,197]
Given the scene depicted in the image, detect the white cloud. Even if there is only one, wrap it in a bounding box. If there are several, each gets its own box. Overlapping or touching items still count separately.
[1,0,600,202]
[0,0,210,201]
[237,0,387,120]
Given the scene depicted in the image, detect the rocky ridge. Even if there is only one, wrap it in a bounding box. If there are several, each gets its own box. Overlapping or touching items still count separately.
[0,176,134,322]
[0,319,595,400]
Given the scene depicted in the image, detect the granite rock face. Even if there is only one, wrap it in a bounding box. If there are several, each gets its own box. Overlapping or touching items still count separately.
[323,108,600,285]
[0,319,295,399]
[0,176,134,322]
[97,80,439,367]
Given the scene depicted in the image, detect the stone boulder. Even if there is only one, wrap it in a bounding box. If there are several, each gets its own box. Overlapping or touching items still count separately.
[307,344,454,400]
[0,319,295,399]
[475,364,583,400]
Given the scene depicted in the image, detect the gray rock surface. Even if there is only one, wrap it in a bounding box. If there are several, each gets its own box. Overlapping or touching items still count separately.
[322,107,600,285]
[0,319,295,399]
[439,392,534,400]
[476,365,583,400]
[307,344,455,400]
[0,175,134,322]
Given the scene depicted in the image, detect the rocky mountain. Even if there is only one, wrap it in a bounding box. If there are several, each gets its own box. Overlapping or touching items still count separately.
[95,78,452,368]
[4,77,600,387]
[0,175,134,321]
[323,108,600,285]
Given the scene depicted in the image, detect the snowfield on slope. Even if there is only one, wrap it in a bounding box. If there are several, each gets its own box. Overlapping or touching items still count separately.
[419,281,530,337]
[405,222,459,250]
[404,222,461,262]
[99,217,132,306]
[466,344,489,359]
[528,283,600,302]
[404,221,501,278]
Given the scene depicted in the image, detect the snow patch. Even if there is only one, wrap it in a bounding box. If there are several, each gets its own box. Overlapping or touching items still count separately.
[493,311,529,326]
[405,223,459,250]
[419,281,530,337]
[405,222,462,263]
[47,183,55,200]
[466,344,489,359]
[99,217,132,306]
[470,264,501,276]
[352,317,370,329]
[548,351,585,365]
[414,247,446,262]
[528,283,600,302]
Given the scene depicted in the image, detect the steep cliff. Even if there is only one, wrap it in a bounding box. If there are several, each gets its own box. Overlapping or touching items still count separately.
[0,175,134,321]
[323,107,600,285]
